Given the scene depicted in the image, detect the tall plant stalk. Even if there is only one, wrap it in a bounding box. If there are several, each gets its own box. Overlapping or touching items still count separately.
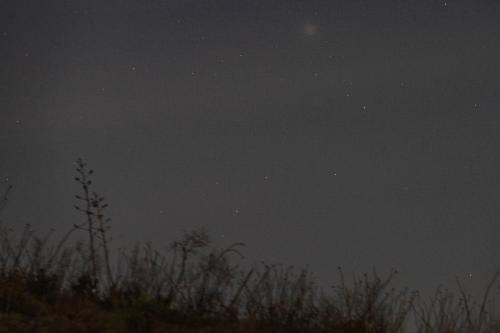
[73,158,112,289]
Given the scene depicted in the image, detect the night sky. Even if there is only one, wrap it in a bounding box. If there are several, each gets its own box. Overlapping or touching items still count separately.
[2,0,500,296]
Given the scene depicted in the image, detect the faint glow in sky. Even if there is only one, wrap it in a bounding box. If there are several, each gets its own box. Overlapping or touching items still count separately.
[303,23,319,37]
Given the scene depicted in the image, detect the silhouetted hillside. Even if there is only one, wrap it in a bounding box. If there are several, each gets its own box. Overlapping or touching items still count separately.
[0,161,499,333]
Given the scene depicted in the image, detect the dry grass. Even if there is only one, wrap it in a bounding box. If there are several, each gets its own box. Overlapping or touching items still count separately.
[0,160,499,333]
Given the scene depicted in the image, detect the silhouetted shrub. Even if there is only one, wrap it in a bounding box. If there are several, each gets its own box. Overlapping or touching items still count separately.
[0,166,499,333]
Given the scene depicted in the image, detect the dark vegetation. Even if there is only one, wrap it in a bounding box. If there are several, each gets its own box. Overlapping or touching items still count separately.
[0,159,499,332]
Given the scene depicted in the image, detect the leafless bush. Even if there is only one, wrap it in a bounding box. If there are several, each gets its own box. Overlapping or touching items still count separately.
[1,164,500,332]
[413,272,500,333]
[314,268,415,333]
